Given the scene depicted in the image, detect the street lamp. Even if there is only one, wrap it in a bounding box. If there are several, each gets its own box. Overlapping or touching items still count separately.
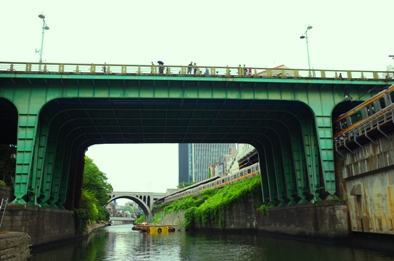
[37,14,50,71]
[300,25,313,73]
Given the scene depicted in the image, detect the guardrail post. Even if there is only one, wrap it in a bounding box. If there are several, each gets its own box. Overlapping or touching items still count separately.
[321,70,326,79]
[361,72,365,79]
[226,66,230,76]
[26,64,32,72]
[254,69,257,76]
[294,69,299,78]
[281,69,286,78]
[59,64,64,73]
[347,71,352,80]
[9,64,14,72]
[181,66,186,74]
[121,65,126,74]
[43,65,47,73]
[75,65,80,74]
[90,64,96,74]
[267,69,272,78]
[167,66,171,75]
[138,66,141,75]
[373,71,378,80]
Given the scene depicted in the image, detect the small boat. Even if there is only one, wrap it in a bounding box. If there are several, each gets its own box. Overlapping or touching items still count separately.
[132,222,175,233]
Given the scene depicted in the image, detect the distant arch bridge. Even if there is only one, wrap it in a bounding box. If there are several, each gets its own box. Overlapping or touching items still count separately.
[108,191,166,216]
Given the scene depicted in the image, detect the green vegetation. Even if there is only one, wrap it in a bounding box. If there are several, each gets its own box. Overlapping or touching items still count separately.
[0,180,6,186]
[151,214,160,224]
[80,156,113,225]
[74,209,89,233]
[159,175,263,229]
[135,214,145,224]
[0,144,16,185]
[178,181,196,189]
[256,204,272,217]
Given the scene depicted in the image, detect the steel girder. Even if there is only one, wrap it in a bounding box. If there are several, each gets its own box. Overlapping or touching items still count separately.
[0,76,375,207]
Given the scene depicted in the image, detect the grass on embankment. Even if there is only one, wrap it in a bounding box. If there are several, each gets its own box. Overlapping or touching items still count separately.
[153,175,263,229]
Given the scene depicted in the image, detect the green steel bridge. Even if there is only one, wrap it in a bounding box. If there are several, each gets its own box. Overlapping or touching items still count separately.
[0,61,393,209]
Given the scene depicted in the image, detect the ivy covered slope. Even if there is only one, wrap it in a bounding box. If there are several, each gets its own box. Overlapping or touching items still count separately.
[158,175,262,229]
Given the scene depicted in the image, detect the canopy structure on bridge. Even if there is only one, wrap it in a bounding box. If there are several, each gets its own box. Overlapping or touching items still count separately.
[0,61,392,209]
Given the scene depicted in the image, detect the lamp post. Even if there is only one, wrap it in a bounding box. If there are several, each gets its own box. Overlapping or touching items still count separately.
[37,14,49,71]
[300,25,312,73]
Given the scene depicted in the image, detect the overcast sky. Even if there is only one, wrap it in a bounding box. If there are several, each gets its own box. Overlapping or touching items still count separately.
[1,0,394,193]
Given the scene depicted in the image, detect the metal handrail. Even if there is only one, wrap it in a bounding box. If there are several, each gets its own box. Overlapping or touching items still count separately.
[0,198,8,228]
[334,104,394,149]
[0,61,393,81]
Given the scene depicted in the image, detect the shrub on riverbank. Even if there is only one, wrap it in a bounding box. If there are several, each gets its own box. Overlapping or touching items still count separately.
[135,214,145,224]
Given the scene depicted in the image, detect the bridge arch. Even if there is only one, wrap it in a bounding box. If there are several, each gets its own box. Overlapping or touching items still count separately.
[107,195,151,217]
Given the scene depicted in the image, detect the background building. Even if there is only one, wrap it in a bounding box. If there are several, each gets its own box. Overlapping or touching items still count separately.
[178,143,192,183]
[178,143,236,183]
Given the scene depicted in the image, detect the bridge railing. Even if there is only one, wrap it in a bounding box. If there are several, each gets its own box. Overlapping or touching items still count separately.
[0,61,393,81]
[334,103,394,155]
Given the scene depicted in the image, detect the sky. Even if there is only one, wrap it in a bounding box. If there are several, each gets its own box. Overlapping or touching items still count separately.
[1,0,394,194]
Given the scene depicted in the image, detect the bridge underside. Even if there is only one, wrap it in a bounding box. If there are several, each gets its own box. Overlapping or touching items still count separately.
[0,73,388,209]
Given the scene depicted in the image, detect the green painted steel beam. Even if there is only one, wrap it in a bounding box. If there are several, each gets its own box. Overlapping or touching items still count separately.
[1,69,391,208]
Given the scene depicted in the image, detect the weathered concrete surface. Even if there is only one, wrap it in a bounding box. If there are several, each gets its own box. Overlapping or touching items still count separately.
[205,199,349,239]
[158,210,186,231]
[342,132,394,235]
[0,232,30,261]
[157,199,350,239]
[0,205,76,246]
[0,186,14,203]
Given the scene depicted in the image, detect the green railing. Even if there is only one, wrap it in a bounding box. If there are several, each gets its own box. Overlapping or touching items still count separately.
[0,61,393,80]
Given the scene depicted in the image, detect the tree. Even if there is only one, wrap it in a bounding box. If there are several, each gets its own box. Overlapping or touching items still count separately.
[81,156,113,222]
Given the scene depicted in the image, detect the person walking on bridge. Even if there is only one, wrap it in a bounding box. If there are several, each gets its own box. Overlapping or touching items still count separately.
[193,62,197,74]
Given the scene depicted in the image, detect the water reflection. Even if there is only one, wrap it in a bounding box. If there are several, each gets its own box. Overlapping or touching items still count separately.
[30,224,394,261]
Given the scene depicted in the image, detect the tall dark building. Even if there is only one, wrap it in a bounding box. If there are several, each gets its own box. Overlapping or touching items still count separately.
[178,144,192,183]
[178,143,236,184]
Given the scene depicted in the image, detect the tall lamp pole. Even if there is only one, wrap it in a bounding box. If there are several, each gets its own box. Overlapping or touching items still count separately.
[300,25,313,73]
[37,14,49,71]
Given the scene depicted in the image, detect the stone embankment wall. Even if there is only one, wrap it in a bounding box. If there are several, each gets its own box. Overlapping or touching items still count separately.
[0,232,30,261]
[157,199,349,239]
[0,186,14,203]
[1,205,76,246]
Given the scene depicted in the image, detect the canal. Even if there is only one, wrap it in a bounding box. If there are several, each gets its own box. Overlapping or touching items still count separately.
[30,224,394,261]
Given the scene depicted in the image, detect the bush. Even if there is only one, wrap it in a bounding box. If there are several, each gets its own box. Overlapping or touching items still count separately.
[135,214,145,224]
[0,180,6,186]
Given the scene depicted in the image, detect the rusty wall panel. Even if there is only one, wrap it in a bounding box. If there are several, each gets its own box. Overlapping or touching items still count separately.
[346,169,394,234]
[343,132,394,235]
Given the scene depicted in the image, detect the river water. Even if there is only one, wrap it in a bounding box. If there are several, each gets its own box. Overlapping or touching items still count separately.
[30,224,394,261]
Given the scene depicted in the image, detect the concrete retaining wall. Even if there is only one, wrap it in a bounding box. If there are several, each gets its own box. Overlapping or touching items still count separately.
[156,199,350,239]
[207,199,349,238]
[1,205,76,246]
